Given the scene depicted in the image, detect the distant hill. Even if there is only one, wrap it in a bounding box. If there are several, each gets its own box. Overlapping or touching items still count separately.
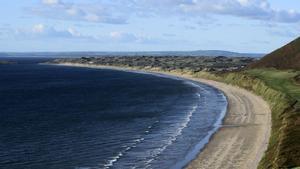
[113,50,264,57]
[0,50,264,58]
[249,37,300,70]
[189,50,263,57]
[0,53,10,57]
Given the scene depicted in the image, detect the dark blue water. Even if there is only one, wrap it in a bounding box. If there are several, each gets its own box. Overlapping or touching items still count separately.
[0,58,227,169]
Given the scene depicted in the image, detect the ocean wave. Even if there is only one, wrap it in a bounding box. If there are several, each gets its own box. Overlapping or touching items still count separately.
[102,71,227,169]
[183,81,201,88]
[103,152,123,169]
[98,74,224,169]
[144,93,201,167]
[171,91,228,169]
[102,128,151,168]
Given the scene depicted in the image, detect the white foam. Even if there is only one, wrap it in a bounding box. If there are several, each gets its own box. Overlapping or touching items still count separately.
[171,92,228,169]
[183,81,201,88]
[125,146,131,151]
[103,155,120,168]
[103,150,125,168]
[145,102,200,166]
[134,137,145,143]
[102,123,152,168]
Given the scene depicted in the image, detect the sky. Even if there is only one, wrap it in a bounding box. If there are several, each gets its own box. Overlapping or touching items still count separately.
[0,0,299,53]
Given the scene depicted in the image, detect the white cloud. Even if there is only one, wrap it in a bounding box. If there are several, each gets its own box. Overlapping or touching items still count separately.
[42,0,60,5]
[110,31,123,39]
[15,24,93,40]
[67,28,81,37]
[237,0,249,6]
[109,31,157,43]
[30,1,128,24]
[32,24,45,33]
[12,24,160,44]
[168,0,300,23]
[84,13,100,22]
[30,0,300,24]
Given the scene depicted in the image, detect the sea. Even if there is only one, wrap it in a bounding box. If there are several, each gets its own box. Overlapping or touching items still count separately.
[0,57,227,169]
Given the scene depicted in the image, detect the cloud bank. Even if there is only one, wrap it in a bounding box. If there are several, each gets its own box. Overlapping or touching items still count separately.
[15,24,91,40]
[30,0,129,24]
[13,24,161,44]
[29,0,300,24]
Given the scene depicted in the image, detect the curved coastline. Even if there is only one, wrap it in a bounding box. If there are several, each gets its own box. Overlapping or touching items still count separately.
[47,63,271,169]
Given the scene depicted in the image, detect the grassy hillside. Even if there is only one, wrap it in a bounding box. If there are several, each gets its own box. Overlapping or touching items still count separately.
[249,37,300,70]
[246,37,300,167]
[246,69,300,101]
[233,71,299,169]
[191,69,300,169]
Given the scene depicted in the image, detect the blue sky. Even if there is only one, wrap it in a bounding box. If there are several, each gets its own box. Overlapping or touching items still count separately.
[0,0,299,53]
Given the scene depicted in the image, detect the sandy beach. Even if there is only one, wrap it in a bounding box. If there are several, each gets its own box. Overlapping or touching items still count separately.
[52,63,271,169]
[180,75,271,169]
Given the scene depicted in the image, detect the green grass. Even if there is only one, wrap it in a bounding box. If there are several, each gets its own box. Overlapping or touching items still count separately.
[246,69,300,101]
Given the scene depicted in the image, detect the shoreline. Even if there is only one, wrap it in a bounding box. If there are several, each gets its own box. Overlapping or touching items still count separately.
[48,63,271,169]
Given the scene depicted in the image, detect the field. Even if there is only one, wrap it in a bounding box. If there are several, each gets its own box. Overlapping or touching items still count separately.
[235,69,300,169]
[246,69,300,101]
